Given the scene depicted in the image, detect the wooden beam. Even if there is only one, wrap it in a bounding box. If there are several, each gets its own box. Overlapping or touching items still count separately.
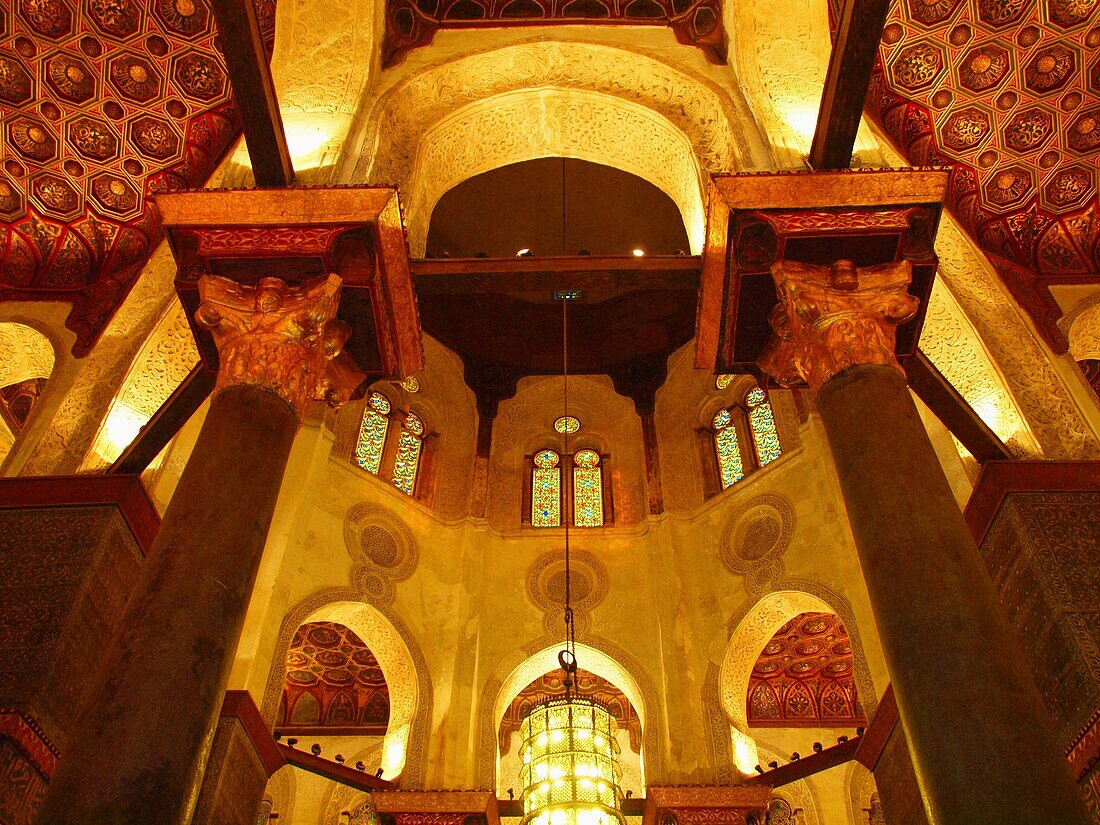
[743,736,861,787]
[411,256,700,295]
[210,0,294,186]
[855,684,898,770]
[906,349,1014,463]
[108,365,216,476]
[807,0,892,170]
[278,744,394,790]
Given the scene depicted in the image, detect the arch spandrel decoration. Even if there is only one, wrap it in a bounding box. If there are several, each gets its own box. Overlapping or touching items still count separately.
[0,323,56,388]
[477,637,665,789]
[260,592,433,786]
[402,88,705,255]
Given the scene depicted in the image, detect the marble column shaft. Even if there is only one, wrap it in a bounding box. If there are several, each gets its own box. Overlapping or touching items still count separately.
[35,275,356,825]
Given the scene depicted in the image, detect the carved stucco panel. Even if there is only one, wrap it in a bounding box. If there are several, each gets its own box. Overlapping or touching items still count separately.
[0,323,55,387]
[400,89,705,255]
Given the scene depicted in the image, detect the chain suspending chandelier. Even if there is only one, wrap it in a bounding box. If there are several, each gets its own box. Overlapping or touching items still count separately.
[518,291,625,825]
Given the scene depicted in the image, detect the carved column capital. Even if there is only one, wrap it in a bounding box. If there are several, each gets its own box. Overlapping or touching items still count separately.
[757,259,920,393]
[195,274,363,421]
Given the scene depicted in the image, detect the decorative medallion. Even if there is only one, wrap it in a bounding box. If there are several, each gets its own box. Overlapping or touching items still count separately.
[1023,44,1077,91]
[43,52,95,101]
[108,52,161,100]
[0,178,24,218]
[957,43,1011,91]
[17,0,73,38]
[0,52,34,102]
[977,0,1028,27]
[171,50,225,100]
[906,0,965,26]
[86,0,142,39]
[66,115,119,161]
[1042,165,1094,208]
[1067,108,1100,153]
[553,415,580,434]
[527,549,608,617]
[342,502,419,582]
[891,41,945,89]
[1046,0,1097,28]
[1003,106,1055,152]
[30,172,80,217]
[127,114,181,160]
[940,105,992,150]
[153,0,211,37]
[8,116,57,161]
[89,173,138,215]
[719,494,795,596]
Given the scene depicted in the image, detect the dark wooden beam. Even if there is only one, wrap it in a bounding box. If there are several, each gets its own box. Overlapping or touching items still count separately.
[906,349,1014,463]
[743,736,862,787]
[411,255,700,295]
[277,744,393,790]
[210,0,294,186]
[855,684,898,770]
[108,365,216,476]
[807,0,892,170]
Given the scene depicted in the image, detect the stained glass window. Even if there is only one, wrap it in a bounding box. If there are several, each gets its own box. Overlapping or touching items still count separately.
[572,449,603,527]
[746,386,781,466]
[532,450,561,527]
[355,391,391,475]
[715,374,735,390]
[553,415,580,434]
[399,375,420,393]
[392,411,424,495]
[713,408,744,488]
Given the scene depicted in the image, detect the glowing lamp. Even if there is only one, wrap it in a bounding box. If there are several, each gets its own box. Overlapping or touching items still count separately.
[520,697,624,825]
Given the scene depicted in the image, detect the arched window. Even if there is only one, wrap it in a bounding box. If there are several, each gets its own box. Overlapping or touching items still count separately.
[531,450,562,527]
[712,408,744,489]
[355,391,392,474]
[710,384,782,490]
[746,386,781,467]
[572,449,604,527]
[392,412,424,495]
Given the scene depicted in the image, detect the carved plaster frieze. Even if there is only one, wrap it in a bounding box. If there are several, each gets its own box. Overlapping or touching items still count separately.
[0,323,55,387]
[195,274,360,421]
[759,260,920,393]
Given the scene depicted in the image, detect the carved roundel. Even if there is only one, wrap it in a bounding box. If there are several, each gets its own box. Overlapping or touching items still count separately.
[343,503,418,582]
[0,53,34,104]
[719,494,795,578]
[527,549,608,615]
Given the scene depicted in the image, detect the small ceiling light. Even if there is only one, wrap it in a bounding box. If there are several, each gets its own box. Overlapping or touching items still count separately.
[517,248,532,257]
[631,248,645,257]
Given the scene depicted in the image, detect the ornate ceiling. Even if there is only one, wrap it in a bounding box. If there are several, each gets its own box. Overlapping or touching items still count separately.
[0,0,274,355]
[278,621,391,734]
[747,611,866,727]
[852,0,1100,350]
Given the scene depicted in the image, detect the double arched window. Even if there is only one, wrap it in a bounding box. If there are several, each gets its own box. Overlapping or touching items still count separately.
[710,384,782,490]
[355,390,427,497]
[528,448,609,527]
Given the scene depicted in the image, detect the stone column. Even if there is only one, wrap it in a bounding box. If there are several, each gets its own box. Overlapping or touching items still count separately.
[758,259,1092,824]
[36,275,360,825]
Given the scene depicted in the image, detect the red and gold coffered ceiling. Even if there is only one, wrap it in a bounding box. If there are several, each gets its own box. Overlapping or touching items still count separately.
[0,0,274,355]
[747,612,866,727]
[278,621,391,734]
[850,0,1100,350]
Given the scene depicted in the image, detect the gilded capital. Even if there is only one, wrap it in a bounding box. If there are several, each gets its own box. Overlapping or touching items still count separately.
[195,274,364,421]
[757,259,920,393]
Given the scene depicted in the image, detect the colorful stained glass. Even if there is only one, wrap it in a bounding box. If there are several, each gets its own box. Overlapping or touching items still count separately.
[392,412,424,495]
[714,410,744,488]
[355,392,391,474]
[573,450,603,527]
[746,386,781,466]
[532,450,561,527]
[400,375,420,393]
[553,415,581,434]
[715,374,735,390]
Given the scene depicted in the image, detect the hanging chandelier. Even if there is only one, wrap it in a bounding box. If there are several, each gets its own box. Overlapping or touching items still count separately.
[518,290,625,825]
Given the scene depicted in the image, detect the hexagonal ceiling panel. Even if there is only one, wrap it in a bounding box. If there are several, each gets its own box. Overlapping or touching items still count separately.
[837,0,1100,350]
[0,0,275,356]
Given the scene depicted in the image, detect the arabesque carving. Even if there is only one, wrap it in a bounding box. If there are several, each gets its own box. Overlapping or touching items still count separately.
[195,274,362,421]
[0,323,55,387]
[759,260,919,392]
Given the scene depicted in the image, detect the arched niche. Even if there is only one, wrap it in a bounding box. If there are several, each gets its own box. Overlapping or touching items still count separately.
[262,599,425,781]
[0,322,58,466]
[400,88,706,256]
[357,40,746,187]
[718,588,876,775]
[491,643,648,795]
